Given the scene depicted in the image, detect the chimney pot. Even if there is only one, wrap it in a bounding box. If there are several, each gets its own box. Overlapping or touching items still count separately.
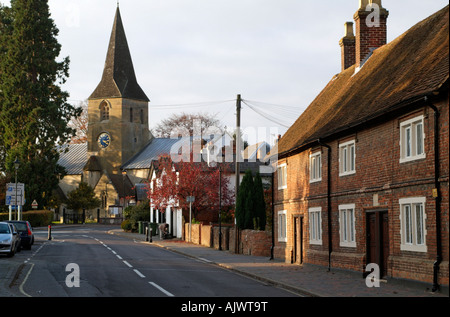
[344,21,355,38]
[340,22,356,71]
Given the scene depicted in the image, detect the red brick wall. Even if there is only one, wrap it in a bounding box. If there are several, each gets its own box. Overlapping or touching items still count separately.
[274,97,449,285]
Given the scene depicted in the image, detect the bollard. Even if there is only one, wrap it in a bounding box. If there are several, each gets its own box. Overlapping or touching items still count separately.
[48,225,52,240]
[145,227,149,242]
[150,228,152,243]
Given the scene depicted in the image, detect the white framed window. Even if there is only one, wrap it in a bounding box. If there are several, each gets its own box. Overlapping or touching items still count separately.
[339,140,356,176]
[308,207,322,245]
[400,116,425,163]
[399,197,427,252]
[278,210,287,242]
[339,204,356,247]
[277,164,287,190]
[310,151,322,183]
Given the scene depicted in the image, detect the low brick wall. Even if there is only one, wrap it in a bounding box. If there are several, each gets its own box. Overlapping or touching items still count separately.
[184,223,272,257]
[201,224,212,247]
[185,223,201,244]
[213,225,231,250]
[240,229,272,257]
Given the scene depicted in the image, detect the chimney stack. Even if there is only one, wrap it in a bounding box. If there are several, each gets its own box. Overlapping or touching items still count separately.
[353,0,389,69]
[339,22,356,71]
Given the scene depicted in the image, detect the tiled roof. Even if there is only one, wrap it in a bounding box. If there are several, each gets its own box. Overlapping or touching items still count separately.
[109,173,134,198]
[57,143,88,175]
[83,155,102,172]
[122,138,186,170]
[277,5,449,157]
[89,7,149,102]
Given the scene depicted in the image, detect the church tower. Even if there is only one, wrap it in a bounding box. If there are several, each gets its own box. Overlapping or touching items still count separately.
[87,6,152,175]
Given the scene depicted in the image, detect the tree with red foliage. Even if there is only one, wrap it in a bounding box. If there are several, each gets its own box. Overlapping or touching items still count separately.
[146,154,234,222]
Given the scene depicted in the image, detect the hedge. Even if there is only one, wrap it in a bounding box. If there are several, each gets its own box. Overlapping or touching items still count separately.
[0,210,53,227]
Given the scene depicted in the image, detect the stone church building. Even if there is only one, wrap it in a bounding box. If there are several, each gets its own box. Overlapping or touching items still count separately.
[57,7,178,226]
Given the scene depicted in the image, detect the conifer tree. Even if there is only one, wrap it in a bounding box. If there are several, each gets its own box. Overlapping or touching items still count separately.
[235,170,267,230]
[66,182,101,214]
[253,172,266,230]
[235,170,251,229]
[243,171,255,229]
[0,0,81,209]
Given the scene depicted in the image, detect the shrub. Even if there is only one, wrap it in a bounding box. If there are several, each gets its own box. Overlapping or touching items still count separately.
[0,210,53,227]
[121,219,132,232]
[126,201,150,232]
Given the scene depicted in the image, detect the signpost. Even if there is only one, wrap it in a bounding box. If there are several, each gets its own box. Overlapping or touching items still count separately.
[5,183,25,220]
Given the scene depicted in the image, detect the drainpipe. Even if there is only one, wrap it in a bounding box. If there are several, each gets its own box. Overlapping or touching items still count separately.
[427,97,442,292]
[270,171,275,260]
[318,139,332,271]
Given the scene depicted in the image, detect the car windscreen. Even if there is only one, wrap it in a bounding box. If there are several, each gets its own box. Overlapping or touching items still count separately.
[0,223,11,234]
[11,222,27,231]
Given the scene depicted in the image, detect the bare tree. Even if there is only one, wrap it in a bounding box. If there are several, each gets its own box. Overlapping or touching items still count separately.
[151,112,223,138]
[68,100,88,144]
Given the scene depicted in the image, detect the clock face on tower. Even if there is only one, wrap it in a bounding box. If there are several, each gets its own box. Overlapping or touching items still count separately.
[97,132,111,149]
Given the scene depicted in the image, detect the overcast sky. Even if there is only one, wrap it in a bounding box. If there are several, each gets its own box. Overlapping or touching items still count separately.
[1,0,448,143]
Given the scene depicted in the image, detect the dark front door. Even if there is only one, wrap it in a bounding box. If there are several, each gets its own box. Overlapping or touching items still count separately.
[366,211,389,277]
[293,216,303,264]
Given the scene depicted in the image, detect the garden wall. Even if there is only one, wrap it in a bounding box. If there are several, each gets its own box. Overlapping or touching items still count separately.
[184,223,272,257]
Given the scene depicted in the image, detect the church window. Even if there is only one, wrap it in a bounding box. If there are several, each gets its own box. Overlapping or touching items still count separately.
[130,108,133,122]
[100,101,110,121]
[140,109,144,124]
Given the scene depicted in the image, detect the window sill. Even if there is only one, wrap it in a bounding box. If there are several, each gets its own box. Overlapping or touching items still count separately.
[399,154,426,164]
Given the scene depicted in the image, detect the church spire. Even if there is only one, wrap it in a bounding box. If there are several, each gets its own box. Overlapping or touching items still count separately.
[89,7,149,102]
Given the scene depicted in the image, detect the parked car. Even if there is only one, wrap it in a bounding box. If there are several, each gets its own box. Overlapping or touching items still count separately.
[0,222,21,257]
[6,220,34,250]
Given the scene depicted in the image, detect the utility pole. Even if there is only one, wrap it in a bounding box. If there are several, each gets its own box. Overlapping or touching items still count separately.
[235,94,241,198]
[235,94,241,254]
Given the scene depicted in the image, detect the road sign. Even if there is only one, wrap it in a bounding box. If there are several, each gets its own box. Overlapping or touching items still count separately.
[32,200,38,209]
[5,183,25,206]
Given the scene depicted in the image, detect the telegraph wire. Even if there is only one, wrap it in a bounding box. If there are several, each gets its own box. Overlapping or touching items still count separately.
[242,100,293,128]
[67,97,303,129]
[149,99,234,110]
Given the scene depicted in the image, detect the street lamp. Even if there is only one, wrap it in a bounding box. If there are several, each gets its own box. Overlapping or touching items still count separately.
[14,157,20,220]
[218,165,222,251]
[122,170,127,216]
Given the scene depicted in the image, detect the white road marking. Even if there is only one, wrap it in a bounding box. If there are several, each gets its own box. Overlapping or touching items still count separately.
[123,260,133,268]
[198,257,212,263]
[149,282,174,297]
[134,269,145,278]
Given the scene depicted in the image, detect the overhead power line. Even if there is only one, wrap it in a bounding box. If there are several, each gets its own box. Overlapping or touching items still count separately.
[242,99,302,128]
[149,99,234,110]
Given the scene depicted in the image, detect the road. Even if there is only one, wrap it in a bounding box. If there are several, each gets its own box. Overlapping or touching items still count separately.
[2,225,298,298]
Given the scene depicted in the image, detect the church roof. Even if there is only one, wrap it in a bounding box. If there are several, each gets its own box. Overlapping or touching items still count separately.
[89,7,149,102]
[122,138,185,170]
[83,155,102,172]
[58,143,88,175]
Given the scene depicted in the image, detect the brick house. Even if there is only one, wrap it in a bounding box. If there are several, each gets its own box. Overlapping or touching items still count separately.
[272,2,448,291]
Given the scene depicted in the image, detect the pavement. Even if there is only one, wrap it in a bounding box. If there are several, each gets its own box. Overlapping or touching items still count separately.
[108,228,449,298]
